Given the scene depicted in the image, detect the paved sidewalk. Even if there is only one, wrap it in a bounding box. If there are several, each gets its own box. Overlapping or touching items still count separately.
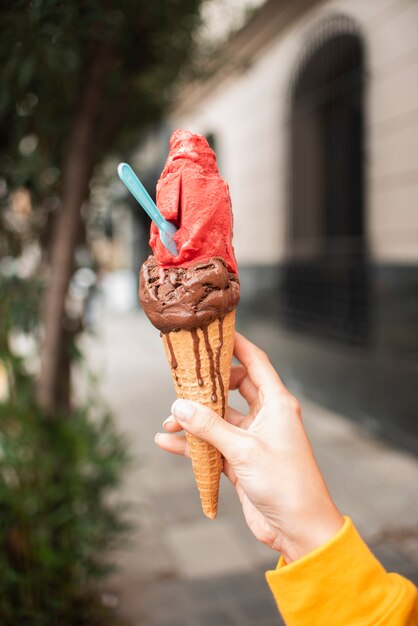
[82,311,418,626]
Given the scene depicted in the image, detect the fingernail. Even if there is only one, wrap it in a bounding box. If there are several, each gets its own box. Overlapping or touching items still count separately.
[172,399,195,420]
[163,416,174,427]
[154,433,161,442]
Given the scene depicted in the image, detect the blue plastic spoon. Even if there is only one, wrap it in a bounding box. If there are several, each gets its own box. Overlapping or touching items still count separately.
[117,162,178,256]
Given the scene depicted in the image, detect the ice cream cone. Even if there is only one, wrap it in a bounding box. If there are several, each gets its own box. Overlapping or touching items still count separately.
[161,309,236,518]
[139,131,240,519]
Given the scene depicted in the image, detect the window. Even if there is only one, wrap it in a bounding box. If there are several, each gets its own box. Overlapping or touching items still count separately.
[281,17,369,344]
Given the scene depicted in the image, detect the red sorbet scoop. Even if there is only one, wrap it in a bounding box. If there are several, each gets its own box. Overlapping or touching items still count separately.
[149,129,238,275]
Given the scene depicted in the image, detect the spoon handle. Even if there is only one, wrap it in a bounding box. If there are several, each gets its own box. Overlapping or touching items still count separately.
[117,163,169,232]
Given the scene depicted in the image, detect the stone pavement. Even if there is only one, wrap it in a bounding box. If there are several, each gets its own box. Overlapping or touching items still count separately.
[82,310,418,626]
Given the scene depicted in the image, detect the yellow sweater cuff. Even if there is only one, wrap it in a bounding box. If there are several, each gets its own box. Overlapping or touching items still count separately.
[265,516,417,626]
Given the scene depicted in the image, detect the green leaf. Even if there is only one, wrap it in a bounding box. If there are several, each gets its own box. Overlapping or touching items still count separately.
[18,56,35,90]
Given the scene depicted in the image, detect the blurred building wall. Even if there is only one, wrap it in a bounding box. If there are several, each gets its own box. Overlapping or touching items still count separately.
[168,0,418,450]
[172,0,418,266]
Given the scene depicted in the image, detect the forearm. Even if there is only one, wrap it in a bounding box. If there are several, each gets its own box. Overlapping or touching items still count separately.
[266,517,418,626]
[277,484,344,563]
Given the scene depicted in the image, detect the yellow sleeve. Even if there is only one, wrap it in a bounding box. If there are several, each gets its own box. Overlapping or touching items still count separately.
[265,516,418,626]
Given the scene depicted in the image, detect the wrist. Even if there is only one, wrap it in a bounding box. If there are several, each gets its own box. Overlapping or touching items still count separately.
[279,504,344,564]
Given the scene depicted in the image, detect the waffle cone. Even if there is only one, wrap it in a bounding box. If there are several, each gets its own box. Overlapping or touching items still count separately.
[161,309,236,518]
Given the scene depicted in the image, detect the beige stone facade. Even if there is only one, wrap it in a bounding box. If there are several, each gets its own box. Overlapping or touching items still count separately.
[171,0,418,265]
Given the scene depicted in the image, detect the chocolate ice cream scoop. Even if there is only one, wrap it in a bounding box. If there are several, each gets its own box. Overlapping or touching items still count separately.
[139,256,240,333]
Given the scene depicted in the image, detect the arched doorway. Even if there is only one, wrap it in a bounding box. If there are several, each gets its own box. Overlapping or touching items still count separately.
[281,17,369,343]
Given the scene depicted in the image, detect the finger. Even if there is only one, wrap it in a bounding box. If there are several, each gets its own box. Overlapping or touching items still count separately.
[229,366,258,405]
[226,406,254,431]
[163,416,183,433]
[171,399,243,457]
[164,408,248,431]
[223,459,237,485]
[154,433,190,458]
[234,333,286,392]
[225,405,246,426]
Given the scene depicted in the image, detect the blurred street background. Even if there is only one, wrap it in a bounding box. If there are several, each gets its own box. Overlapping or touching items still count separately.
[1,0,418,625]
[83,310,418,626]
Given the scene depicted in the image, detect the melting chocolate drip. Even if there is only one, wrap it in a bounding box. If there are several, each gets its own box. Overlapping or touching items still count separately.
[165,334,181,387]
[165,317,230,410]
[191,329,203,386]
[165,334,178,369]
[202,325,217,403]
[216,318,226,417]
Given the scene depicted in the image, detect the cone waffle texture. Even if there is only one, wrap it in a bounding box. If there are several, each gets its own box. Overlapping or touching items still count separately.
[162,309,236,518]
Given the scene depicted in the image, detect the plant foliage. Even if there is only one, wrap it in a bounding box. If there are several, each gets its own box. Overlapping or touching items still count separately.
[0,0,202,193]
[0,266,130,626]
[0,373,130,625]
[0,1,204,621]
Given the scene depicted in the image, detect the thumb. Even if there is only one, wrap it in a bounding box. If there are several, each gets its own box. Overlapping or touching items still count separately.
[172,399,239,457]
